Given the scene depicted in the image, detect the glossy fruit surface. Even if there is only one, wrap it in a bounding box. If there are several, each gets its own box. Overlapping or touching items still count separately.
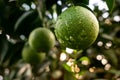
[22,43,46,65]
[28,27,55,52]
[55,6,99,49]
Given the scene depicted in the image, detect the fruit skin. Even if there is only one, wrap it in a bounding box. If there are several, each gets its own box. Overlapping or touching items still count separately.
[22,43,46,65]
[28,27,55,52]
[55,6,99,49]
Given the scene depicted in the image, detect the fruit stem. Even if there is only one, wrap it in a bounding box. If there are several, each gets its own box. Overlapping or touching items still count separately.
[35,0,43,19]
[35,0,46,27]
[73,50,78,60]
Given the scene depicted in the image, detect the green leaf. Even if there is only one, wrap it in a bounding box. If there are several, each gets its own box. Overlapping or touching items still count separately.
[78,56,90,62]
[103,49,118,67]
[77,56,90,64]
[14,10,34,31]
[0,37,9,65]
[109,69,120,75]
[64,71,76,80]
[105,0,115,13]
[62,63,71,72]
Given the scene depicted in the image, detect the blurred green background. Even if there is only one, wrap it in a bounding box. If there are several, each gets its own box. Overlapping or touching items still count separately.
[0,0,120,80]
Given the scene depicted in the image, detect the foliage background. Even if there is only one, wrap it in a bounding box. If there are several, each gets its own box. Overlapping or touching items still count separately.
[0,0,120,80]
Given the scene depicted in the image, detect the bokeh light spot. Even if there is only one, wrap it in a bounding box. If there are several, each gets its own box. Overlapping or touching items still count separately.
[66,47,74,54]
[60,52,67,61]
[101,58,108,65]
[97,41,103,47]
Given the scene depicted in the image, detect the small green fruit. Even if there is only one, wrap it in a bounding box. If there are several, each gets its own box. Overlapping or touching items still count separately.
[22,43,46,65]
[28,27,56,52]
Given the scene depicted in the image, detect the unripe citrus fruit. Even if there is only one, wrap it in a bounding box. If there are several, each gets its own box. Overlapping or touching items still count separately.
[22,43,46,65]
[55,6,99,49]
[28,27,55,52]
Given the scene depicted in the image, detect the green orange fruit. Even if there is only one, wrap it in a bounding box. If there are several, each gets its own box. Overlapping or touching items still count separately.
[55,6,99,49]
[22,43,46,65]
[28,27,55,52]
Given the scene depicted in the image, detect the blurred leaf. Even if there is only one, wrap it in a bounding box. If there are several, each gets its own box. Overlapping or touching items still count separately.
[77,56,90,65]
[103,49,118,67]
[2,42,14,67]
[2,41,24,67]
[109,69,120,75]
[0,3,24,35]
[9,41,25,66]
[9,69,18,80]
[0,36,8,65]
[64,71,76,80]
[62,63,71,72]
[14,10,42,37]
[14,10,34,31]
[78,56,90,62]
[105,0,115,13]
